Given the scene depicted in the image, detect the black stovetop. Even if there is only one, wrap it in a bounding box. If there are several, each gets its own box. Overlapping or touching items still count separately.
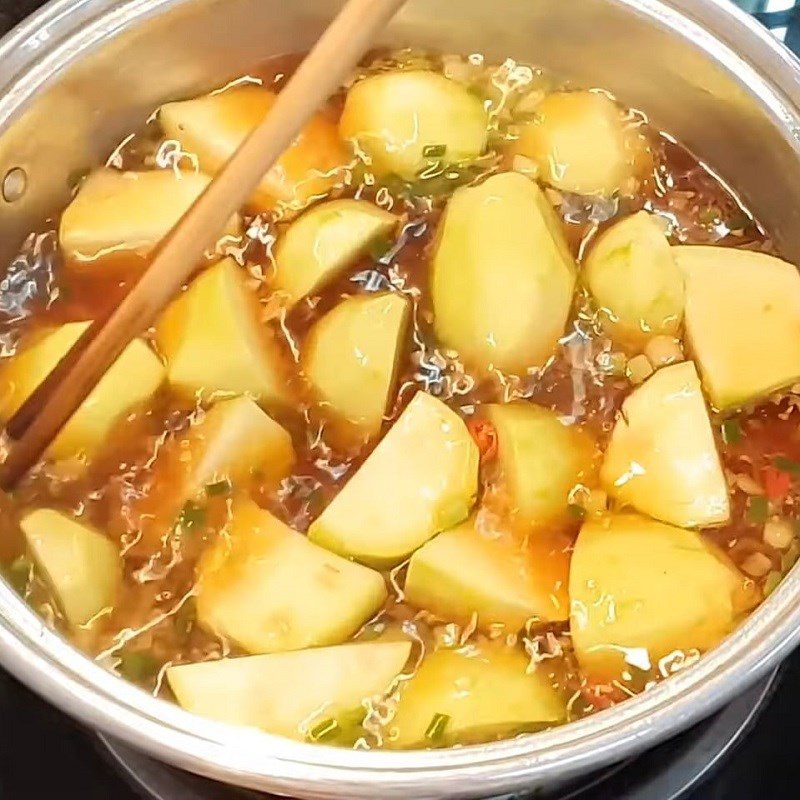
[1,1,800,798]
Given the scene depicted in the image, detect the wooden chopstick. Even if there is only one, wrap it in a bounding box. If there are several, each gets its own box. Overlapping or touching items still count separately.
[0,0,407,489]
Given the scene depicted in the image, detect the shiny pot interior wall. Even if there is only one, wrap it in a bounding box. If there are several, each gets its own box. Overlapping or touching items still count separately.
[0,0,799,267]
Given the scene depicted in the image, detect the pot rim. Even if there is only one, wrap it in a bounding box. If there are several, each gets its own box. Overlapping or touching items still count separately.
[0,0,799,796]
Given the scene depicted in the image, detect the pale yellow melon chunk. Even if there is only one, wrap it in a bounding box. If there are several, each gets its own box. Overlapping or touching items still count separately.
[308,391,479,568]
[159,85,350,214]
[0,321,164,460]
[675,245,800,411]
[601,361,729,528]
[272,199,397,306]
[569,513,758,683]
[167,641,410,740]
[59,169,240,262]
[156,257,291,408]
[302,292,409,444]
[197,498,387,654]
[20,509,120,627]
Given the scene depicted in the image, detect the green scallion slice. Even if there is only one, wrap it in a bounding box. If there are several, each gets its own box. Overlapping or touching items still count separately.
[721,419,742,445]
[424,712,451,741]
[118,651,160,682]
[746,495,770,525]
[309,717,340,742]
[774,456,800,475]
[179,501,206,531]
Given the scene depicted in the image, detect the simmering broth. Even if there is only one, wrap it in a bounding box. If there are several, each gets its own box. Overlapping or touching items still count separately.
[0,49,796,749]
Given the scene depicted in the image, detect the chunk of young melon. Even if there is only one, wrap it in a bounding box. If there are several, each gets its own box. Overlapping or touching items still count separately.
[156,257,291,408]
[675,246,800,411]
[431,172,576,374]
[509,90,652,196]
[159,85,350,214]
[308,392,479,568]
[600,361,729,528]
[302,293,410,444]
[486,403,598,530]
[131,396,295,552]
[272,199,398,306]
[404,516,570,632]
[569,513,758,683]
[0,321,164,461]
[585,212,684,350]
[59,169,240,263]
[196,498,387,654]
[389,643,565,748]
[20,509,120,627]
[167,641,410,740]
[340,70,488,180]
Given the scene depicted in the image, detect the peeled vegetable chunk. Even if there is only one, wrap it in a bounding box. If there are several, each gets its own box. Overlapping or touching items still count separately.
[59,169,240,262]
[390,643,565,748]
[131,396,294,551]
[156,257,291,407]
[159,85,349,213]
[340,70,488,179]
[486,403,598,530]
[0,321,164,460]
[168,641,410,740]
[431,172,576,374]
[303,292,410,443]
[404,516,570,632]
[585,212,684,350]
[569,513,757,683]
[509,90,652,196]
[675,246,800,411]
[601,361,729,528]
[20,509,120,627]
[272,199,398,306]
[197,498,386,654]
[308,391,479,568]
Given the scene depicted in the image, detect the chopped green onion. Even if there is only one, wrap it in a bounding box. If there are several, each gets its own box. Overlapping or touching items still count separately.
[174,597,196,640]
[567,504,587,521]
[721,419,742,445]
[422,143,447,158]
[205,478,232,498]
[308,717,340,742]
[746,496,770,525]
[178,501,206,531]
[774,456,800,475]
[368,236,393,262]
[118,651,160,682]
[424,712,451,742]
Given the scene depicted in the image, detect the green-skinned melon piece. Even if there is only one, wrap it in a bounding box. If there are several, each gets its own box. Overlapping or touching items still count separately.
[308,391,479,568]
[302,292,410,443]
[486,402,598,530]
[431,172,576,374]
[272,199,397,306]
[584,212,684,350]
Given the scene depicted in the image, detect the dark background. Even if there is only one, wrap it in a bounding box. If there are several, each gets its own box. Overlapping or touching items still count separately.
[1,1,800,798]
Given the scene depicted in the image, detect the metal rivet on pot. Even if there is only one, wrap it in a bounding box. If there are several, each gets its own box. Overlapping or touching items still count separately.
[2,167,27,203]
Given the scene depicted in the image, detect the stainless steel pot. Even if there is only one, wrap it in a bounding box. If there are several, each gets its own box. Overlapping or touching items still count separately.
[0,1,798,797]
